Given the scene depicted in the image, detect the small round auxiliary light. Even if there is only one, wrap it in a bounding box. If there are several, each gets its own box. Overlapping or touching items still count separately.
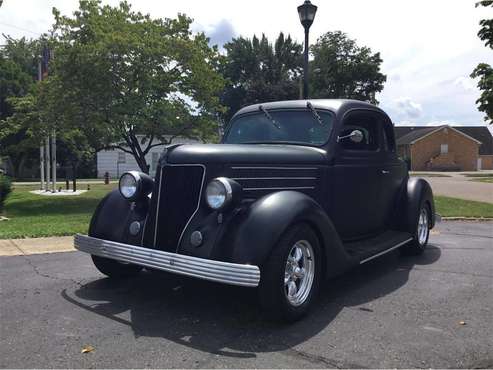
[129,221,141,236]
[190,231,203,247]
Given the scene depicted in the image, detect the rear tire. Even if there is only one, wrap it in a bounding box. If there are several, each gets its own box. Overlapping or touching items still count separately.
[91,255,142,278]
[259,223,321,322]
[401,201,430,256]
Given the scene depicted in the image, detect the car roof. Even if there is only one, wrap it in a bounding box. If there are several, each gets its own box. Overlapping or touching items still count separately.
[232,99,382,119]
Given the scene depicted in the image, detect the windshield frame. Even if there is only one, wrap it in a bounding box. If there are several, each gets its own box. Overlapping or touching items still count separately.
[222,108,336,148]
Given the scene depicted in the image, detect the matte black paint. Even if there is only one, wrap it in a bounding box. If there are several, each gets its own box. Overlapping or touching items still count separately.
[88,99,436,280]
[220,191,354,278]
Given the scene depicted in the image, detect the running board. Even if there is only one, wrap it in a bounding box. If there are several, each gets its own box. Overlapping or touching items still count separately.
[359,238,413,264]
[344,230,413,264]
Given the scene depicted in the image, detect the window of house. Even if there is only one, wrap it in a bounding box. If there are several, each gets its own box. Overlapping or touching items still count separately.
[440,144,448,154]
[151,152,159,172]
[117,152,126,163]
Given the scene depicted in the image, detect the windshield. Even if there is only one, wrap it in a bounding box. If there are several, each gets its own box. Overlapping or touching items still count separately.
[223,109,334,146]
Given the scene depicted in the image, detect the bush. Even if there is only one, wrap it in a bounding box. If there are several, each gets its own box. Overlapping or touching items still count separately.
[0,174,12,212]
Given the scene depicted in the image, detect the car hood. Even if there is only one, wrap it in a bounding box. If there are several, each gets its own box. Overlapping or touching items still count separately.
[165,144,327,165]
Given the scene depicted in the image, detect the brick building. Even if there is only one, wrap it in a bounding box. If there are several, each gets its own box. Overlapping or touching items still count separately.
[395,125,493,171]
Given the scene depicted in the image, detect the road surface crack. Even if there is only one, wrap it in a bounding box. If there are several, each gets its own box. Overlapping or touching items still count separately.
[21,254,84,287]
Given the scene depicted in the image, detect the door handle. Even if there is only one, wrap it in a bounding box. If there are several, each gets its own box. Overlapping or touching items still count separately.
[381,170,390,174]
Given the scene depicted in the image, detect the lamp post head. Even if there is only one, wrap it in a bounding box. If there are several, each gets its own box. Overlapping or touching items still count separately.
[297,0,318,30]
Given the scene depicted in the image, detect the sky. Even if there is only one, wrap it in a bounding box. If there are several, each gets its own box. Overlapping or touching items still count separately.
[0,0,492,128]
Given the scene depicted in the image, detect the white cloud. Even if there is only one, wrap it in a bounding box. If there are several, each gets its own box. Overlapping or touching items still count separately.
[394,97,423,119]
[0,0,490,126]
[453,76,476,92]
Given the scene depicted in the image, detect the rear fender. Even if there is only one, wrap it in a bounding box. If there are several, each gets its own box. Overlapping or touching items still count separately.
[401,177,436,232]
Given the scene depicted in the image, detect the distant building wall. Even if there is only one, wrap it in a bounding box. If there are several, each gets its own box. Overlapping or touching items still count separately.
[409,127,480,171]
[478,155,493,170]
[97,137,199,178]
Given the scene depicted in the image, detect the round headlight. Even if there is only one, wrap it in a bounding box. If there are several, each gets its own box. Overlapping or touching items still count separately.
[119,172,139,199]
[119,171,154,201]
[205,177,235,210]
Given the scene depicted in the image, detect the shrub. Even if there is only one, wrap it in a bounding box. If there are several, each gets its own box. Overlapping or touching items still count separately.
[0,174,12,212]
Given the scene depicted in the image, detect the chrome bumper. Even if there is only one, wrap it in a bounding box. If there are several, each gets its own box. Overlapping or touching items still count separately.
[74,234,260,287]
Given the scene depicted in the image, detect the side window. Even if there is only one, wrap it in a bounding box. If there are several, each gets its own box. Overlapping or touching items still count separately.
[339,111,380,151]
[382,121,396,152]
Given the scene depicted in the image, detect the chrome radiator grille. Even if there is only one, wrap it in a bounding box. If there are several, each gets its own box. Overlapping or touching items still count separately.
[142,165,205,251]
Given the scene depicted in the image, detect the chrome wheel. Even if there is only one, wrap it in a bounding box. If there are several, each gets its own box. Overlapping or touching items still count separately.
[284,240,315,307]
[417,207,429,245]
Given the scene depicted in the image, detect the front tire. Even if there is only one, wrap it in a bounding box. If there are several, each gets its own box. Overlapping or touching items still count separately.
[401,201,430,255]
[91,255,143,278]
[259,224,321,322]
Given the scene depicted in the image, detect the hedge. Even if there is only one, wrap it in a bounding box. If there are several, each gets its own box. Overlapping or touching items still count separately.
[0,174,12,212]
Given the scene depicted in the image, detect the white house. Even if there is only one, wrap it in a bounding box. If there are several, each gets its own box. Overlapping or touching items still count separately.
[97,136,199,178]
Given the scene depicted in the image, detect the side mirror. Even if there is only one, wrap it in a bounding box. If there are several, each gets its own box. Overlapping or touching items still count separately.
[337,129,364,143]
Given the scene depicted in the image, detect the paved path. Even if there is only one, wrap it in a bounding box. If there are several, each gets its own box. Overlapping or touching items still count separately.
[416,173,493,204]
[1,221,492,368]
[0,236,75,256]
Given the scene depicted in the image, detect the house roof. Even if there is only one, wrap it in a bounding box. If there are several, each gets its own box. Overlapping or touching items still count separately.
[455,126,493,155]
[395,127,438,145]
[395,125,493,154]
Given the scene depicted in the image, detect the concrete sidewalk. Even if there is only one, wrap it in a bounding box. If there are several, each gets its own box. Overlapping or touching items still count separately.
[420,174,493,204]
[0,236,75,256]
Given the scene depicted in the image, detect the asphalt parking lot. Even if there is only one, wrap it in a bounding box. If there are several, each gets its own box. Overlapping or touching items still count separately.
[1,221,492,368]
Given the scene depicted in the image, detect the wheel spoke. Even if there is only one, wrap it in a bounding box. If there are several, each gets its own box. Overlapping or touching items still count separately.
[287,281,297,297]
[293,246,303,262]
[283,240,316,307]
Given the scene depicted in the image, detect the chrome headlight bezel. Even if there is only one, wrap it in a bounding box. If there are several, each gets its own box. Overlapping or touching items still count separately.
[205,177,240,210]
[119,171,154,202]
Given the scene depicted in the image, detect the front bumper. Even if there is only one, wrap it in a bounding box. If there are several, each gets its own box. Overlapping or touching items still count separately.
[74,234,260,287]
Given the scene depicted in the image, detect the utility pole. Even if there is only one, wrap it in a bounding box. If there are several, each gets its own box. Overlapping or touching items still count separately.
[51,130,56,192]
[38,60,46,191]
[45,136,50,190]
[297,0,318,99]
[38,44,56,192]
[40,146,45,191]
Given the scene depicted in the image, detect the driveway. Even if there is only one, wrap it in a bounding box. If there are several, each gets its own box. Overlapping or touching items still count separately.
[1,221,492,368]
[415,172,493,204]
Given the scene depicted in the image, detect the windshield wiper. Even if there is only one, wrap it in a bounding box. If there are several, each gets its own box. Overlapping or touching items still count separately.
[306,101,324,126]
[259,105,281,130]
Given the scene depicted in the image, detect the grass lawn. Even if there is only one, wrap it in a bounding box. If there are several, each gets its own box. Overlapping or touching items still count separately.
[0,184,116,239]
[462,173,493,178]
[435,196,493,218]
[469,177,493,183]
[1,186,492,240]
[410,172,452,177]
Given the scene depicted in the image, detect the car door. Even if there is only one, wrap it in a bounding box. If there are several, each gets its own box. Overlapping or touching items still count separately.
[379,119,408,228]
[329,109,386,239]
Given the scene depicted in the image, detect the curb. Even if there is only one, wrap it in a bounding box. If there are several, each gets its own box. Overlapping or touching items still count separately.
[442,217,493,221]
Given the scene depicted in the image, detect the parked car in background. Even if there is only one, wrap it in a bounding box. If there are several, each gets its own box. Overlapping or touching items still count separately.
[75,99,437,321]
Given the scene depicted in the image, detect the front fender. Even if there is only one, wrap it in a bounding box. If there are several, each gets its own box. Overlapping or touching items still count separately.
[403,177,436,232]
[89,189,147,245]
[221,191,353,278]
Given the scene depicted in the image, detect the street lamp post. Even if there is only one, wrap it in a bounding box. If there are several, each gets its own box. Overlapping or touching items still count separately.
[297,0,317,99]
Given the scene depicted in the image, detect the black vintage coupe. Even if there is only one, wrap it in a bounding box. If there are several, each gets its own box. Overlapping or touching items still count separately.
[75,99,437,321]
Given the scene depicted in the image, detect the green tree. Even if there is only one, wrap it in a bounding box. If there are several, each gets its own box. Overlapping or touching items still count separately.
[0,37,40,177]
[222,33,303,120]
[310,31,386,104]
[471,1,493,123]
[46,0,225,173]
